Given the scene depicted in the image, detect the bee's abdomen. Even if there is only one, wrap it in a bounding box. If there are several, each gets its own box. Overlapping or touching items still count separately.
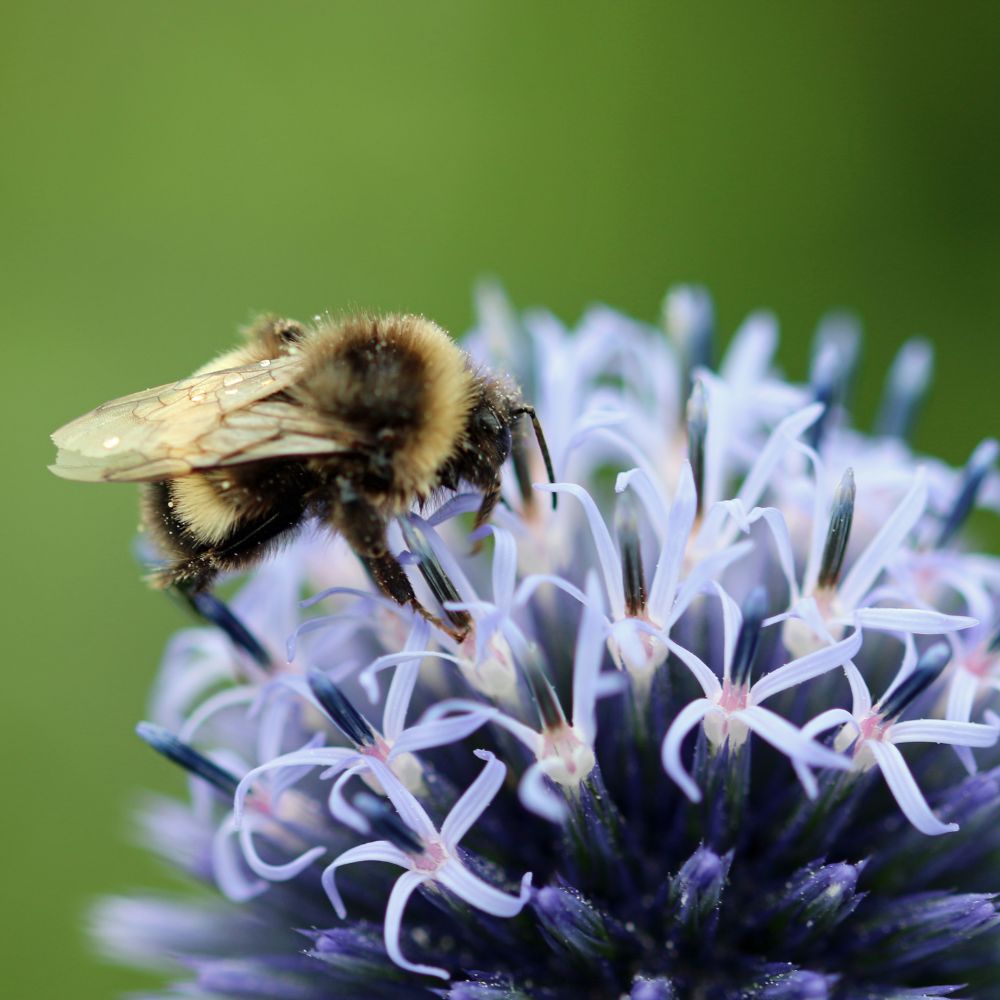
[297,315,477,496]
[141,462,316,589]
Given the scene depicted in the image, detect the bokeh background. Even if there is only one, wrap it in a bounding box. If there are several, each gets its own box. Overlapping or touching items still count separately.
[4,2,999,995]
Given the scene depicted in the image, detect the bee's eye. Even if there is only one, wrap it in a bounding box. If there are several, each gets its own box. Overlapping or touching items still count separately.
[472,406,512,461]
[473,406,502,437]
[277,323,304,344]
[497,424,512,461]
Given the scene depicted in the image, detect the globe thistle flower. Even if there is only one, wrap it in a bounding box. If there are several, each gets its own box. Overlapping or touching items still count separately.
[93,287,1000,999]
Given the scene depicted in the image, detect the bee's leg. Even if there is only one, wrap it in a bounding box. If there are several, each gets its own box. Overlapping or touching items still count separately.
[140,476,307,670]
[330,489,468,641]
[361,550,422,611]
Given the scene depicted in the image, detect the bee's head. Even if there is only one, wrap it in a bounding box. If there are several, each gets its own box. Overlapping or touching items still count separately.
[459,383,516,487]
[457,380,555,499]
[469,399,514,466]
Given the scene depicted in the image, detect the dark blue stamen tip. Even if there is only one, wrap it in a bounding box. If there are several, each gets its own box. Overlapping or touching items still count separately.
[806,380,834,451]
[730,587,768,688]
[807,315,860,449]
[183,590,270,668]
[937,439,999,548]
[521,643,567,730]
[686,378,708,513]
[352,791,425,855]
[879,643,951,720]
[818,468,856,589]
[664,286,714,390]
[615,490,646,617]
[399,518,470,633]
[135,721,239,797]
[875,338,933,441]
[307,669,376,747]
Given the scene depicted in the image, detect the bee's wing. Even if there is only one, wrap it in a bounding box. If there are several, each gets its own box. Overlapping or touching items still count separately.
[50,355,352,482]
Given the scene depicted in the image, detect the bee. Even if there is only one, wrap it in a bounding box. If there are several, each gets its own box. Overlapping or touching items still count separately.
[50,313,554,633]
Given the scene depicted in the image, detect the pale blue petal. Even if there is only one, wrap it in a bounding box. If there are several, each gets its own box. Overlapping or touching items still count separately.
[519,759,569,822]
[751,629,862,705]
[425,492,482,525]
[392,709,497,756]
[177,686,255,744]
[750,506,800,603]
[890,719,999,749]
[383,871,446,978]
[668,541,753,629]
[853,607,977,635]
[838,470,927,611]
[515,573,590,609]
[490,527,519,611]
[736,706,851,773]
[946,665,980,724]
[321,840,410,919]
[647,462,697,622]
[233,748,356,826]
[720,309,778,385]
[712,583,742,680]
[842,661,873,717]
[212,813,267,903]
[867,741,958,836]
[238,817,325,882]
[572,573,607,746]
[615,466,670,544]
[790,596,838,646]
[440,749,506,847]
[361,756,437,841]
[661,699,715,802]
[327,762,370,833]
[436,857,533,917]
[665,638,722,699]
[534,481,625,618]
[360,649,464,704]
[381,618,431,741]
[733,403,824,514]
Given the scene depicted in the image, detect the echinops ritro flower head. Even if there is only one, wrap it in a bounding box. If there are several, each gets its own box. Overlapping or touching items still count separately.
[94,286,1000,999]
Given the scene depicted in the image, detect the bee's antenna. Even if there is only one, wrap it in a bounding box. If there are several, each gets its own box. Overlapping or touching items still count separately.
[512,405,557,510]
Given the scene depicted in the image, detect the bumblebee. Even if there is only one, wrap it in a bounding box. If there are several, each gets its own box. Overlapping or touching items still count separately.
[50,313,553,629]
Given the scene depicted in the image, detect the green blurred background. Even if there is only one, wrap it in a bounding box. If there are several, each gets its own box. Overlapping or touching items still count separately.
[4,2,999,995]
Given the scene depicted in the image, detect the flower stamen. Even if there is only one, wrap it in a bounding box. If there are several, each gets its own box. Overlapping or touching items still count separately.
[135,721,239,798]
[816,468,855,591]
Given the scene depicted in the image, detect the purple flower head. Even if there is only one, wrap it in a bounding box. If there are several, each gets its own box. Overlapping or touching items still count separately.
[96,289,1000,999]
